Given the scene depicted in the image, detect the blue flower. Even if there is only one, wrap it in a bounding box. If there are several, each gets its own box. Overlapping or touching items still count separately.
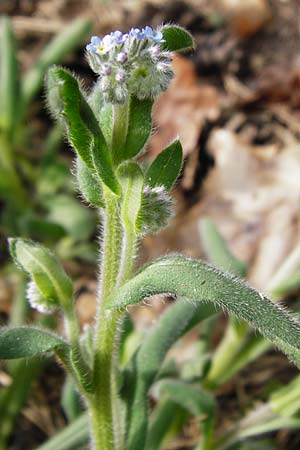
[86,34,114,54]
[85,25,173,103]
[129,28,144,39]
[86,35,102,52]
[142,26,164,43]
[111,30,124,44]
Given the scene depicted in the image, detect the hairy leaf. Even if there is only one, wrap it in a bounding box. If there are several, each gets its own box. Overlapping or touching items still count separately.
[114,97,153,163]
[161,25,195,52]
[0,327,67,359]
[46,67,120,195]
[9,238,73,310]
[76,157,104,207]
[146,139,182,190]
[110,255,300,367]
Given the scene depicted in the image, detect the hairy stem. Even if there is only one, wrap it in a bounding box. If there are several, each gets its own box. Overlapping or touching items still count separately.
[90,188,123,450]
[89,177,140,449]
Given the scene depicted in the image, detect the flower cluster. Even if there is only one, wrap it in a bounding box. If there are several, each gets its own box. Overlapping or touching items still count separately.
[85,26,173,103]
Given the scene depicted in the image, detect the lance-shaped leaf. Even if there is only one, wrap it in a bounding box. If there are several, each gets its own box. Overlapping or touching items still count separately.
[0,327,68,359]
[146,139,183,190]
[76,157,104,208]
[35,413,89,450]
[0,15,18,134]
[46,67,120,195]
[160,25,195,52]
[122,97,152,161]
[117,161,144,234]
[89,92,152,165]
[9,238,73,311]
[156,379,215,418]
[145,398,184,450]
[122,300,217,450]
[157,379,215,448]
[109,254,300,367]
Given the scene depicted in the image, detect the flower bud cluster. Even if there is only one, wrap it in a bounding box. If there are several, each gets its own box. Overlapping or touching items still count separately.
[139,185,173,235]
[26,281,58,314]
[85,26,173,103]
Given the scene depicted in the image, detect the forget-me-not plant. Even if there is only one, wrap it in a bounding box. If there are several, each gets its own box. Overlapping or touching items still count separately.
[2,24,300,450]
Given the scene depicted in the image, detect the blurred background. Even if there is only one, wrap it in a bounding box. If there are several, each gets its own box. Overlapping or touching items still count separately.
[1,0,300,449]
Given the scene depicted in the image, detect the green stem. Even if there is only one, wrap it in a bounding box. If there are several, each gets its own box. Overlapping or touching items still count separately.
[89,179,139,449]
[90,188,123,450]
[64,301,93,395]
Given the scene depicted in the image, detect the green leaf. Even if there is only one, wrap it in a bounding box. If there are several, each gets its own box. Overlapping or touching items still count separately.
[46,67,120,195]
[110,254,300,367]
[145,398,184,450]
[34,413,89,450]
[160,25,195,52]
[0,15,18,134]
[21,215,66,241]
[117,161,144,233]
[156,379,215,450]
[146,139,183,190]
[231,440,281,450]
[0,359,41,446]
[9,238,73,310]
[270,375,300,417]
[208,335,271,387]
[61,376,82,422]
[0,327,67,359]
[123,300,216,450]
[229,418,300,446]
[98,101,113,146]
[199,217,248,389]
[21,18,92,108]
[199,217,247,277]
[76,157,104,208]
[157,379,215,417]
[113,97,153,164]
[44,194,96,241]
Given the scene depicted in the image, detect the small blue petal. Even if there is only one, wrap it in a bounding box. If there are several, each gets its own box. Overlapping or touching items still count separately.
[143,26,154,38]
[153,31,164,42]
[112,30,123,43]
[86,43,94,52]
[129,27,144,39]
[91,35,102,45]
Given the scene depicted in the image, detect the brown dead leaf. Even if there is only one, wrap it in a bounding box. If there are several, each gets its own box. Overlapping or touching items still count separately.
[217,0,272,37]
[148,54,220,159]
[198,125,300,288]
